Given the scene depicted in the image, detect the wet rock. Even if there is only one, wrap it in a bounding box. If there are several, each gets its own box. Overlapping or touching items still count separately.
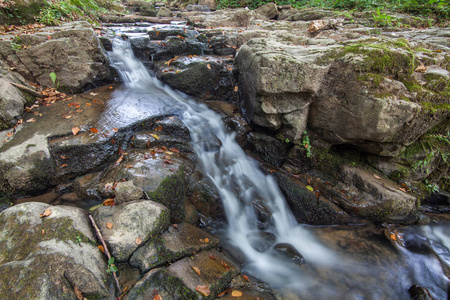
[127,250,239,299]
[408,284,433,300]
[126,0,157,16]
[114,180,143,204]
[189,173,225,221]
[422,192,450,206]
[247,231,276,252]
[129,222,219,273]
[91,200,170,261]
[0,202,111,299]
[246,132,290,167]
[274,243,305,264]
[338,165,419,223]
[0,21,113,93]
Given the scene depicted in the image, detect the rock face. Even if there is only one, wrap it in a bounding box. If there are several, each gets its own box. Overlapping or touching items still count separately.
[0,21,113,93]
[0,202,111,299]
[91,200,170,262]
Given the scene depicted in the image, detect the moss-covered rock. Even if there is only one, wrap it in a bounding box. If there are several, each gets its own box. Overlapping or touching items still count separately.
[0,202,111,299]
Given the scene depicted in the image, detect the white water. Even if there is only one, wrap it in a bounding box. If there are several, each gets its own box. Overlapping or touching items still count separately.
[108,37,336,286]
[107,36,450,299]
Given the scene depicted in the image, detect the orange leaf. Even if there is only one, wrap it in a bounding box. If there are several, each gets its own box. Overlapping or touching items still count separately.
[126,164,134,168]
[221,261,230,271]
[89,128,98,134]
[242,275,249,282]
[60,155,67,159]
[207,63,211,70]
[192,266,201,275]
[60,164,68,168]
[217,290,227,297]
[150,133,160,140]
[170,148,180,153]
[195,285,210,296]
[85,103,91,106]
[233,86,238,92]
[204,238,209,243]
[74,286,83,300]
[112,127,118,132]
[103,198,115,206]
[135,237,142,245]
[72,127,80,135]
[390,234,397,241]
[209,254,216,260]
[6,132,13,137]
[106,222,113,229]
[98,245,105,253]
[231,290,242,297]
[154,295,162,300]
[115,155,123,165]
[39,207,52,218]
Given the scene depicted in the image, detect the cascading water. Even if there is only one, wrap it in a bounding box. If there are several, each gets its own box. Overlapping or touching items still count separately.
[106,34,449,299]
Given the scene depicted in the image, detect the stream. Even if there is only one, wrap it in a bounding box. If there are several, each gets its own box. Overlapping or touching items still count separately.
[105,23,449,299]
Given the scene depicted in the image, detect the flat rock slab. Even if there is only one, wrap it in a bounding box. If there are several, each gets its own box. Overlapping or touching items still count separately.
[127,249,240,299]
[91,200,169,261]
[0,202,111,299]
[130,222,219,273]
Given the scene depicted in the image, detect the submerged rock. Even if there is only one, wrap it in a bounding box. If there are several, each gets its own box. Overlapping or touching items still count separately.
[0,202,111,299]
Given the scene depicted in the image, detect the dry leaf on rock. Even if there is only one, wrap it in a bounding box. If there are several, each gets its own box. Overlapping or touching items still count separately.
[106,222,113,230]
[135,237,142,245]
[39,207,52,218]
[195,285,210,296]
[192,266,201,275]
[74,286,83,300]
[414,63,427,73]
[72,127,80,135]
[231,290,242,297]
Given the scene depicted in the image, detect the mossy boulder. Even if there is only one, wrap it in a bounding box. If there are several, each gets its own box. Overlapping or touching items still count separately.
[130,222,219,273]
[91,200,170,262]
[0,202,111,299]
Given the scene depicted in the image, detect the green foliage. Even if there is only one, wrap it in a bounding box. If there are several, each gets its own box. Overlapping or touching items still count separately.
[10,36,22,52]
[372,7,396,27]
[49,72,59,88]
[38,0,108,25]
[301,130,312,158]
[106,257,118,273]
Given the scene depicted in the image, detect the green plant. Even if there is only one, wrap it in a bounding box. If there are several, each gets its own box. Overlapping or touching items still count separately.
[285,138,290,143]
[106,257,118,273]
[10,36,22,52]
[75,235,82,243]
[424,180,439,193]
[302,130,312,158]
[49,72,59,88]
[372,7,396,27]
[38,0,107,25]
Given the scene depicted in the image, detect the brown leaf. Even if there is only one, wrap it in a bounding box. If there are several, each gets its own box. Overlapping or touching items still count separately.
[72,127,80,135]
[26,118,36,123]
[233,86,238,92]
[192,266,201,275]
[74,286,83,300]
[373,174,381,180]
[414,63,427,73]
[106,222,113,229]
[98,245,105,253]
[39,207,52,218]
[115,155,124,165]
[221,261,230,271]
[195,285,210,296]
[154,295,162,300]
[103,198,115,206]
[231,290,242,297]
[217,290,227,297]
[135,237,142,245]
[126,164,134,169]
[172,224,178,230]
[209,254,216,260]
[170,148,180,153]
[207,63,211,70]
[89,127,98,134]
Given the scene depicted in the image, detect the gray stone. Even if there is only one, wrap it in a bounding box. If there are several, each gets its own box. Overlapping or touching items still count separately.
[91,200,170,261]
[129,222,219,273]
[255,3,279,19]
[157,7,173,17]
[0,203,111,299]
[114,181,143,204]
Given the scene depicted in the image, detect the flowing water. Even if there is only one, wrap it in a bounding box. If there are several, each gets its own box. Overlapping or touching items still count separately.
[106,29,449,299]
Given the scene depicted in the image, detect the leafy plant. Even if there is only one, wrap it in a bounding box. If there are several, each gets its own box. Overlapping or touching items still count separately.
[38,0,107,25]
[302,130,312,158]
[424,180,439,193]
[373,7,396,27]
[49,72,59,88]
[106,257,118,273]
[10,36,22,52]
[75,235,82,243]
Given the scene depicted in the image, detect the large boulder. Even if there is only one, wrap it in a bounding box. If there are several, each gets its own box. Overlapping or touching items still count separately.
[0,202,112,299]
[234,36,450,156]
[0,21,113,93]
[91,200,170,262]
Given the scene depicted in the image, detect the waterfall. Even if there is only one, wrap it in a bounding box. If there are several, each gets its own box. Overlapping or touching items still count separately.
[108,37,336,289]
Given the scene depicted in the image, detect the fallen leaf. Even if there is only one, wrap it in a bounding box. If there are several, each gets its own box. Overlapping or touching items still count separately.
[103,198,115,206]
[170,148,180,153]
[204,238,209,243]
[47,34,52,40]
[72,127,80,135]
[150,133,160,140]
[98,245,105,252]
[42,229,45,235]
[221,261,230,271]
[172,224,178,230]
[306,185,314,192]
[242,275,249,282]
[135,237,142,245]
[60,164,68,168]
[109,86,113,89]
[217,290,227,297]
[6,132,13,137]
[414,63,427,73]
[112,127,118,132]
[233,86,238,92]
[207,63,211,70]
[89,128,98,134]
[106,222,113,229]
[192,266,201,275]
[60,155,67,159]
[209,254,216,260]
[85,103,91,106]
[115,155,124,165]
[231,290,242,297]
[64,115,72,119]
[74,286,83,300]
[195,285,210,296]
[39,207,52,218]
[154,295,162,300]
[390,234,397,241]
[26,118,36,123]
[373,174,381,180]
